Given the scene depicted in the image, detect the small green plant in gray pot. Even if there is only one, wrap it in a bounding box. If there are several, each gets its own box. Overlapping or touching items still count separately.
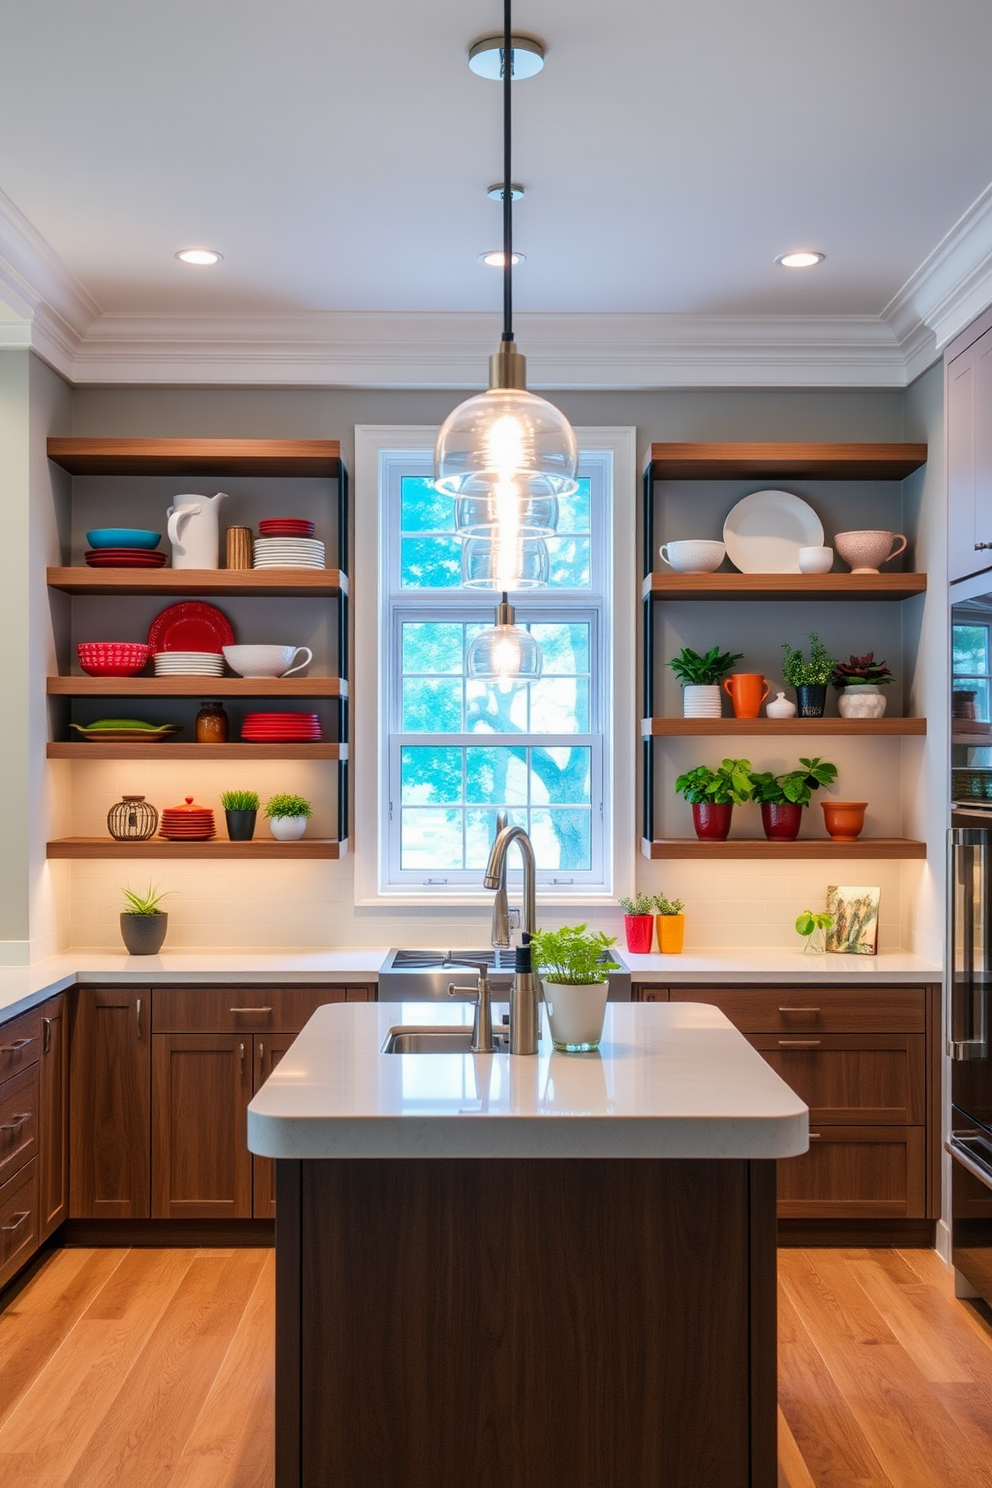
[264,792,313,841]
[120,883,171,955]
[221,788,260,841]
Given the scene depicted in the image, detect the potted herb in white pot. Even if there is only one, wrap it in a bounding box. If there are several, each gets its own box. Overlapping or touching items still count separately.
[120,883,172,955]
[667,645,743,719]
[831,652,893,720]
[529,924,620,1053]
[264,792,313,841]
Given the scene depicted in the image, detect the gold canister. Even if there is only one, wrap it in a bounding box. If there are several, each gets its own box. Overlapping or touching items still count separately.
[226,526,253,569]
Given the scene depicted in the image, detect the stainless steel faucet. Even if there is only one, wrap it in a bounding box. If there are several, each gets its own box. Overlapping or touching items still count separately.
[490,810,511,952]
[447,961,495,1054]
[484,825,539,1055]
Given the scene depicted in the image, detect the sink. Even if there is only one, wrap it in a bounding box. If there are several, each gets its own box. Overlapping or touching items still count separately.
[381,1025,509,1054]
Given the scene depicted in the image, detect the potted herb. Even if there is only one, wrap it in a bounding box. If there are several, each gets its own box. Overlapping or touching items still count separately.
[619,892,655,954]
[221,788,260,841]
[781,632,838,717]
[674,758,753,841]
[654,891,686,954]
[795,908,834,956]
[529,924,621,1052]
[832,652,894,720]
[264,792,313,841]
[119,883,172,955]
[667,645,743,719]
[748,756,838,840]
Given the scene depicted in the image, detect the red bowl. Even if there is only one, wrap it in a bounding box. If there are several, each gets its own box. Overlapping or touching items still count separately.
[77,642,150,677]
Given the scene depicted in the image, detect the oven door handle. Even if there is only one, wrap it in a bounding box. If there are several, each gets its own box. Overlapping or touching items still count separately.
[948,832,990,1060]
[947,1137,992,1194]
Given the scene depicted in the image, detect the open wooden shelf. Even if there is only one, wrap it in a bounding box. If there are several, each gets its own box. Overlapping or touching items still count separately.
[47,836,349,859]
[642,717,927,737]
[641,837,927,860]
[47,567,347,597]
[952,722,992,745]
[47,437,344,477]
[47,743,347,760]
[643,442,928,481]
[642,572,927,602]
[48,676,348,698]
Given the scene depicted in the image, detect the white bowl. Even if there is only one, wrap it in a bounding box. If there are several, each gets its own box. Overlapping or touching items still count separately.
[222,644,313,678]
[658,539,725,573]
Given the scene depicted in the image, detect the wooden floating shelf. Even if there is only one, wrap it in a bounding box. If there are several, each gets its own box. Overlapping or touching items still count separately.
[47,743,347,760]
[642,572,927,602]
[47,437,344,477]
[952,723,992,745]
[47,675,348,698]
[641,717,927,737]
[47,567,347,597]
[47,837,349,860]
[644,442,928,481]
[641,837,927,860]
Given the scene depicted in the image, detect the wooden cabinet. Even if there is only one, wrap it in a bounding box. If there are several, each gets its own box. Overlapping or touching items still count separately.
[38,996,68,1240]
[69,988,151,1219]
[0,1160,39,1290]
[252,1035,297,1218]
[0,1004,42,1289]
[947,317,992,582]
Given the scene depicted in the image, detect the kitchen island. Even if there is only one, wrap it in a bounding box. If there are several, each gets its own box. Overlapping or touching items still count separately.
[249,1000,808,1488]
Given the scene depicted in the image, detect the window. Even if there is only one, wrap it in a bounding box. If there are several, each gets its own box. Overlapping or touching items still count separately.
[953,618,992,765]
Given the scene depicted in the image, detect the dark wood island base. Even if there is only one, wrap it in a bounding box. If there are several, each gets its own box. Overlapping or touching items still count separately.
[275,1156,777,1488]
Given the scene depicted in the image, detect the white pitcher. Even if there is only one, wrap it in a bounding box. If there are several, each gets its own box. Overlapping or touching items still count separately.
[167,492,229,569]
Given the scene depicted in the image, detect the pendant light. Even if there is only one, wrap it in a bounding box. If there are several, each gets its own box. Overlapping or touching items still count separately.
[467,592,543,691]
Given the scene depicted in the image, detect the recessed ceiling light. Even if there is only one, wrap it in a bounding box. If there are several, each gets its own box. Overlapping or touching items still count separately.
[468,33,545,79]
[775,250,825,269]
[487,182,525,202]
[479,250,525,268]
[176,248,223,266]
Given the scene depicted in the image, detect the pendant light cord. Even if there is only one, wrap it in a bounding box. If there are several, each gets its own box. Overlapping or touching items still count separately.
[502,0,513,343]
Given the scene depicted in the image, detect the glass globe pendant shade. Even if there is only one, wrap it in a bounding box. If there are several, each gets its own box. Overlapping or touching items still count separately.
[467,598,543,692]
[462,535,549,589]
[435,384,578,501]
[454,491,558,539]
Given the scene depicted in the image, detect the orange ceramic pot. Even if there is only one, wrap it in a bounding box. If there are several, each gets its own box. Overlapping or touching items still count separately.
[820,800,868,842]
[723,672,769,719]
[656,914,685,954]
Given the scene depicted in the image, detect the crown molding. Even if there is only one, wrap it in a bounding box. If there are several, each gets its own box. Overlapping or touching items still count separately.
[884,181,992,359]
[0,185,99,380]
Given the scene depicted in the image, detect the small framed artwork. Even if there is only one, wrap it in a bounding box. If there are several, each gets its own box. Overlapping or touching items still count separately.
[825,885,880,955]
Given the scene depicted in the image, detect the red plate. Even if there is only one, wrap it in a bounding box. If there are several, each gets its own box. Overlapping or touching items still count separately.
[86,552,167,567]
[148,602,235,654]
[258,519,315,534]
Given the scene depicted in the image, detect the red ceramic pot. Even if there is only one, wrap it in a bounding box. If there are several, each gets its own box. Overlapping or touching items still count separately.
[760,802,803,841]
[821,800,868,842]
[691,802,733,840]
[624,914,655,953]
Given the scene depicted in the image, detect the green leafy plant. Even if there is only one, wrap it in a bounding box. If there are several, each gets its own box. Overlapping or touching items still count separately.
[795,909,834,939]
[667,645,744,687]
[263,792,313,820]
[220,788,260,811]
[530,924,621,985]
[748,756,838,807]
[781,632,837,687]
[120,883,172,916]
[674,758,753,805]
[831,652,894,688]
[619,892,655,916]
[654,891,685,915]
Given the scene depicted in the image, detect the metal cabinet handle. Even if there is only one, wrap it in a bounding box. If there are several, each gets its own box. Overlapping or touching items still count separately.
[1,1211,29,1234]
[809,1132,822,1139]
[258,1042,264,1063]
[230,1007,273,1014]
[240,1042,246,1071]
[136,998,142,1040]
[0,1039,32,1055]
[777,1039,822,1048]
[42,1017,52,1054]
[975,542,992,551]
[778,1007,821,1014]
[0,1114,31,1133]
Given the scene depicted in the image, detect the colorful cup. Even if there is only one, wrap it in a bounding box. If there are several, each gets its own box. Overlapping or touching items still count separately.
[723,672,769,719]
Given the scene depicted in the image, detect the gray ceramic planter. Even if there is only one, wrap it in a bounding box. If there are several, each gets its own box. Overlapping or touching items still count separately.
[120,912,168,955]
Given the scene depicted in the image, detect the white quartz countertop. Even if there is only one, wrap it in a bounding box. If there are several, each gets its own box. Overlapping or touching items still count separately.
[622,948,940,982]
[246,1000,809,1161]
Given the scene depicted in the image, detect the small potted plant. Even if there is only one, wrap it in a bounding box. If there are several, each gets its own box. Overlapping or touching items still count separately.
[529,924,621,1052]
[832,652,894,720]
[264,792,313,841]
[619,892,655,953]
[674,758,753,841]
[781,632,838,717]
[654,891,685,953]
[795,908,834,955]
[667,645,743,719]
[119,883,172,955]
[748,756,838,840]
[221,788,260,841]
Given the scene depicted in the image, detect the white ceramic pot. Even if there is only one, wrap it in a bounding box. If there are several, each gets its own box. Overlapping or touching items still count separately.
[658,539,725,573]
[798,545,834,574]
[223,644,313,677]
[837,684,888,719]
[682,684,722,718]
[834,530,907,574]
[542,979,609,1052]
[765,690,797,719]
[166,492,229,568]
[268,815,307,840]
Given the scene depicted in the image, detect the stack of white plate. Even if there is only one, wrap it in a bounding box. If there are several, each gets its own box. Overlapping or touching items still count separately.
[153,650,225,676]
[253,536,325,570]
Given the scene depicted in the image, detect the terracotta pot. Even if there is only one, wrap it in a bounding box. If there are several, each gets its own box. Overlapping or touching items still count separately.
[760,801,803,841]
[821,800,868,842]
[656,914,685,954]
[723,672,769,719]
[624,914,655,954]
[690,801,733,840]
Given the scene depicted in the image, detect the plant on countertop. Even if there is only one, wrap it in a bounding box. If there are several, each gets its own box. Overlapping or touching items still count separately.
[781,632,838,688]
[220,788,260,811]
[795,909,834,939]
[530,924,621,985]
[654,891,685,915]
[263,792,313,819]
[831,652,894,688]
[667,645,744,687]
[619,892,655,917]
[674,758,754,805]
[748,757,838,807]
[120,883,172,915]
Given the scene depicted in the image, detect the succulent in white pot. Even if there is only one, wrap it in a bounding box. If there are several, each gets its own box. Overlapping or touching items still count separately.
[264,792,313,841]
[832,653,893,720]
[530,924,620,1053]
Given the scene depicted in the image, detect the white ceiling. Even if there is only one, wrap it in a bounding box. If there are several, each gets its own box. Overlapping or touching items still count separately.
[2,0,992,385]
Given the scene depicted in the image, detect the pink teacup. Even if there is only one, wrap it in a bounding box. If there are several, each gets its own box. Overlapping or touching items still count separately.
[834,530,908,574]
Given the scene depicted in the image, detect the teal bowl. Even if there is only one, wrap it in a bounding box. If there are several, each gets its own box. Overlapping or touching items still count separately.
[86,528,162,549]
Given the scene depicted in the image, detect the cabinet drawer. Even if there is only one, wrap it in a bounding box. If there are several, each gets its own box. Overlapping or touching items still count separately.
[0,1005,42,1082]
[670,986,925,1034]
[152,986,345,1034]
[0,1157,39,1290]
[777,1126,927,1219]
[0,1062,39,1186]
[749,1034,925,1125]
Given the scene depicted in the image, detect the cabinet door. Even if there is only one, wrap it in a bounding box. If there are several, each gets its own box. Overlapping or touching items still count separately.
[948,329,992,582]
[69,988,150,1219]
[252,1034,297,1218]
[748,1034,926,1125]
[0,1159,39,1290]
[39,996,68,1240]
[152,1033,252,1220]
[777,1126,927,1219]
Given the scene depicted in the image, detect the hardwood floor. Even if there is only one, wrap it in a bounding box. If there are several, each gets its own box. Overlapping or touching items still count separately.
[0,1245,990,1487]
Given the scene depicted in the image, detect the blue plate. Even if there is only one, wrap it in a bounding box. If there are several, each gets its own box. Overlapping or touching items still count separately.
[86,528,162,549]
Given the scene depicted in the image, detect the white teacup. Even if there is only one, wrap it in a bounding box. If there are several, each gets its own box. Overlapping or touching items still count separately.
[222,644,313,678]
[834,530,908,574]
[798,545,834,574]
[658,539,725,573]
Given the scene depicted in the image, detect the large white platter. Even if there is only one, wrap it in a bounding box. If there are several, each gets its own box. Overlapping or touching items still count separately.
[723,489,824,573]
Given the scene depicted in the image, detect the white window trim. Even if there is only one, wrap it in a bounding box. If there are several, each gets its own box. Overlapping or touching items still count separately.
[353,423,636,907]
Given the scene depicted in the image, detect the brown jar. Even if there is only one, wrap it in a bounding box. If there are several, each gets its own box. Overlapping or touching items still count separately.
[195,699,229,743]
